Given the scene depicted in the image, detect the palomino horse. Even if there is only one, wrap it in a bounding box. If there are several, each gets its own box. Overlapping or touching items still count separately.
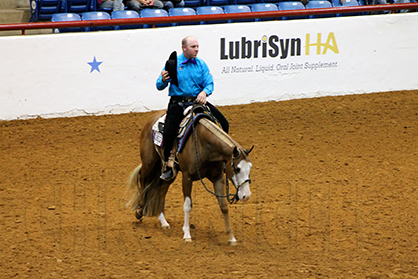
[127,108,253,245]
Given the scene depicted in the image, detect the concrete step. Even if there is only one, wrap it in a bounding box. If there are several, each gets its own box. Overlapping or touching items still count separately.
[0,0,18,9]
[0,28,53,36]
[0,8,31,24]
[17,0,30,9]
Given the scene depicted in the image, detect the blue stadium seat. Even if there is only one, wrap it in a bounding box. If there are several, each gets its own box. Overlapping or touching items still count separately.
[332,0,360,16]
[111,10,141,30]
[251,3,278,21]
[140,9,170,28]
[81,11,112,31]
[30,0,63,22]
[168,7,197,26]
[196,6,226,24]
[64,0,92,14]
[332,0,347,7]
[223,5,252,23]
[277,1,306,20]
[51,12,83,32]
[342,0,359,6]
[331,0,359,7]
[52,12,81,21]
[305,0,333,18]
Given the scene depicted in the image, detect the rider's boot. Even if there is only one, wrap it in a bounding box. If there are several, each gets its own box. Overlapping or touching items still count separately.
[160,153,177,181]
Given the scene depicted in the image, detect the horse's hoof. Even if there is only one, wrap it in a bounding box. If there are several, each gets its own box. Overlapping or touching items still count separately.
[161,225,170,230]
[135,210,143,220]
[228,240,237,246]
[184,238,192,243]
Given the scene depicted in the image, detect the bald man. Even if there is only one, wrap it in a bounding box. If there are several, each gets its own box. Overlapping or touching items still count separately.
[156,36,229,181]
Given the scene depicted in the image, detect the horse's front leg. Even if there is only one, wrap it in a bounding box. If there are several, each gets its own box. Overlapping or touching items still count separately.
[182,174,193,242]
[214,178,237,245]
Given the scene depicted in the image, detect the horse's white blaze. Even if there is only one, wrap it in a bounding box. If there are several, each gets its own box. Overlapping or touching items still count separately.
[234,161,252,202]
[239,183,251,202]
[158,212,170,229]
[183,197,192,241]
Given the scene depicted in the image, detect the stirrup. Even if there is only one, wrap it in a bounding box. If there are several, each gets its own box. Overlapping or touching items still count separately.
[160,154,177,181]
[160,166,174,181]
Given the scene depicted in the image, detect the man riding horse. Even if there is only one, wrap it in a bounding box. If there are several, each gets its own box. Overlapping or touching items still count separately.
[156,35,229,181]
[128,38,253,243]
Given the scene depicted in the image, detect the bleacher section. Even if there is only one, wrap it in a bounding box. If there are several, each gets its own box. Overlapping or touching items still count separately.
[0,0,415,34]
[29,0,364,24]
[30,0,360,31]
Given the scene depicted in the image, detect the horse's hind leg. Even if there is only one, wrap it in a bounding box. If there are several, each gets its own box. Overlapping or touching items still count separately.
[214,178,237,245]
[158,212,170,229]
[158,182,171,229]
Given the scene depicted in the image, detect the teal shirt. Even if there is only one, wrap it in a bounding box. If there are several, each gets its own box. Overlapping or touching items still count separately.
[156,53,214,97]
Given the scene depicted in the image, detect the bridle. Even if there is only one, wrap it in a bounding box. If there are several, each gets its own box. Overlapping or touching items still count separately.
[232,174,252,189]
[226,158,252,203]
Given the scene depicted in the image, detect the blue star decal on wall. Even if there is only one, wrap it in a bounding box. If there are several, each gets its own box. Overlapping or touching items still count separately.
[87,56,103,73]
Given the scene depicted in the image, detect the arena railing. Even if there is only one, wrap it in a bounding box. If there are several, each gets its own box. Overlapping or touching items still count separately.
[0,3,417,35]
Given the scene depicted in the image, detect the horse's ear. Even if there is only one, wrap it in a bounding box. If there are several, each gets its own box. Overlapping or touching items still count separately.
[245,145,254,155]
[233,146,240,158]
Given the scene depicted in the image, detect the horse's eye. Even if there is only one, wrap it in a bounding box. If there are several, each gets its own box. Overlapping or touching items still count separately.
[235,168,240,174]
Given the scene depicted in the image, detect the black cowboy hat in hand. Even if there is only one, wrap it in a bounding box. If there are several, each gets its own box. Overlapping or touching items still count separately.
[165,51,178,87]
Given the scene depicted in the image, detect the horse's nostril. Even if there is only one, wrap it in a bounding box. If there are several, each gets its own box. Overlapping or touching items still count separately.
[242,195,250,201]
[241,193,251,201]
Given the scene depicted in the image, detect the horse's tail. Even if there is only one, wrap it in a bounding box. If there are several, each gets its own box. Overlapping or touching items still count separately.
[126,164,143,212]
[126,162,167,217]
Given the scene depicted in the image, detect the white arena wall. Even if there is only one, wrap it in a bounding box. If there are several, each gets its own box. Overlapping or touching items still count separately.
[1,12,417,120]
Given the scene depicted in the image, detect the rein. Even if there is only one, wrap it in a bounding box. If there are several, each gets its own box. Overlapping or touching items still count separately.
[190,103,240,204]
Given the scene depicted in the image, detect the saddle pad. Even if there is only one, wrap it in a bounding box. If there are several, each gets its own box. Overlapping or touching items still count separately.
[152,114,166,147]
[151,113,190,147]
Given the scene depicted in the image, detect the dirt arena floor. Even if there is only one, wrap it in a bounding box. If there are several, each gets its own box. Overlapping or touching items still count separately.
[1,90,418,278]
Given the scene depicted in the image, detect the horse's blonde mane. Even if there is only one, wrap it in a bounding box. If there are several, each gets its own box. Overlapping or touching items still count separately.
[199,118,240,149]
